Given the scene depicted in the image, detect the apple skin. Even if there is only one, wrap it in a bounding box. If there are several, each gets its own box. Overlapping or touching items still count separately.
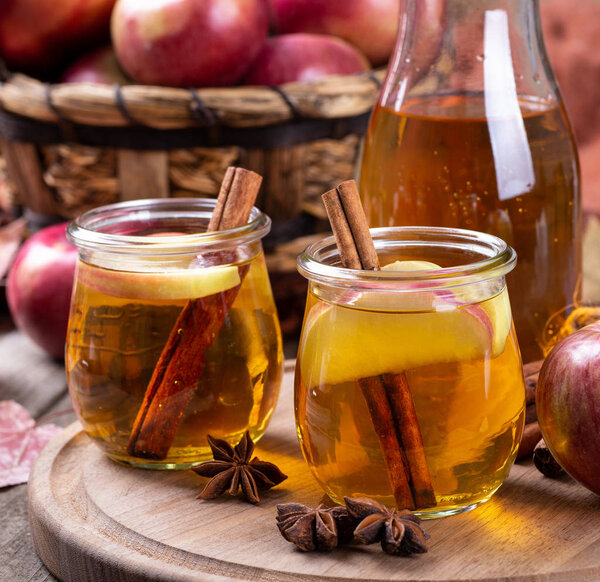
[61,46,130,84]
[0,0,116,76]
[111,0,269,87]
[7,223,78,360]
[268,0,399,66]
[243,33,370,86]
[536,323,600,495]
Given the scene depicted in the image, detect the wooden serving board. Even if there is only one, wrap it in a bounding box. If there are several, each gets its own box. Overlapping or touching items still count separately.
[29,361,600,582]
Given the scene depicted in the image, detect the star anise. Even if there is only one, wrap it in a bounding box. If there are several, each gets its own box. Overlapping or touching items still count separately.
[192,431,287,504]
[276,503,355,551]
[345,497,429,556]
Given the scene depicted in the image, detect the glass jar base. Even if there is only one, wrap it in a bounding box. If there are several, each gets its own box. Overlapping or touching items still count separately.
[414,498,489,520]
[324,486,499,520]
[107,456,205,470]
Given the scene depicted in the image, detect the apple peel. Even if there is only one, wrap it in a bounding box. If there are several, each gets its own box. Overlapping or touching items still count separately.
[0,401,62,488]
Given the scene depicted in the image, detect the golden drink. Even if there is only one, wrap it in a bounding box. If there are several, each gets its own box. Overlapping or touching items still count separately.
[66,199,282,468]
[360,97,581,363]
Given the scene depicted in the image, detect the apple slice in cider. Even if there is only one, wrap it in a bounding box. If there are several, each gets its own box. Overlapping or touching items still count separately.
[76,260,241,301]
[299,260,512,388]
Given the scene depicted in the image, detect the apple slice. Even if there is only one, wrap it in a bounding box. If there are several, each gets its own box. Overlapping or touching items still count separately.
[383,260,511,355]
[299,260,511,388]
[76,259,241,301]
[382,260,442,271]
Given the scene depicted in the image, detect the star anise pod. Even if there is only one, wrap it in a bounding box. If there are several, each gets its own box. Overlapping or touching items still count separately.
[192,431,287,504]
[276,503,355,551]
[345,497,429,556]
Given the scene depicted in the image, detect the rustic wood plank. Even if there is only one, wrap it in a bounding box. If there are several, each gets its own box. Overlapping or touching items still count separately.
[0,484,57,582]
[0,330,68,417]
[1,139,56,215]
[0,315,72,582]
[240,146,306,220]
[0,390,74,582]
[117,150,170,201]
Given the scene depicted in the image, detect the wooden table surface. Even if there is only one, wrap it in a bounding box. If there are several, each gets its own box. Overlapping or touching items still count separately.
[2,217,600,582]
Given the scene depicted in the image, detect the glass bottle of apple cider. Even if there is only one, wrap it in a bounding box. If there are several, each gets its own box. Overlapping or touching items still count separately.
[360,0,581,363]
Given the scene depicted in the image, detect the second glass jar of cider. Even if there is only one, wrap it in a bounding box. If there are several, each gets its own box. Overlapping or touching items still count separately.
[66,198,283,469]
[296,227,525,518]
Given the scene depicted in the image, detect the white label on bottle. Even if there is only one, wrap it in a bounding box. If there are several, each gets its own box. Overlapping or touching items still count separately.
[483,9,536,201]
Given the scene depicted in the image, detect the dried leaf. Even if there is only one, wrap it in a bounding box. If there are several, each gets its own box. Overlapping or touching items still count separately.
[0,400,62,488]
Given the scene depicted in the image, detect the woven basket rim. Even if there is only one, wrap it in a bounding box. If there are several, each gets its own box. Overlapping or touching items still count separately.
[0,68,386,131]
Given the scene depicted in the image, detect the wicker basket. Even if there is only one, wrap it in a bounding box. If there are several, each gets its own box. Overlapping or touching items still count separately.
[0,69,384,335]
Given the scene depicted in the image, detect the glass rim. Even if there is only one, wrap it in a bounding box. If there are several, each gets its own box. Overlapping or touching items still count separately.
[297,226,517,290]
[67,197,271,255]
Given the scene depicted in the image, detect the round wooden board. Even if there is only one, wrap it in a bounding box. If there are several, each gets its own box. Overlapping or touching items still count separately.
[29,361,600,582]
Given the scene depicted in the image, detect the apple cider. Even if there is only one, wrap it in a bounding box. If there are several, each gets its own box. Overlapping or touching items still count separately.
[66,199,283,469]
[360,97,581,364]
[296,228,526,518]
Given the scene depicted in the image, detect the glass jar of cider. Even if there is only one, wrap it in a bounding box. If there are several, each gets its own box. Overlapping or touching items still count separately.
[66,198,283,469]
[360,0,581,363]
[296,227,525,518]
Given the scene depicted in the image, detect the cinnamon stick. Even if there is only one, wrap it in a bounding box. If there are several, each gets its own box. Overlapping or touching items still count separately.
[127,167,262,460]
[358,375,415,508]
[383,373,437,508]
[321,181,436,510]
[517,421,542,461]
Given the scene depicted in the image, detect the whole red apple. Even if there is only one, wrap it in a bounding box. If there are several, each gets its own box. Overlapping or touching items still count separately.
[0,0,116,76]
[62,46,130,84]
[269,0,399,66]
[7,223,78,360]
[111,0,269,87]
[536,323,600,495]
[244,34,370,86]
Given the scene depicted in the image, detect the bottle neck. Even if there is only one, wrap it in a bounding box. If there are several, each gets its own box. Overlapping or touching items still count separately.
[381,0,559,114]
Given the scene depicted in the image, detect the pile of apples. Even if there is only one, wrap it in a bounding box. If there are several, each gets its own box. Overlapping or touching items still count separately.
[0,0,400,87]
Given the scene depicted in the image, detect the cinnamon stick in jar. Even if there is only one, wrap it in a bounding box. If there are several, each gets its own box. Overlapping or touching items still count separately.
[127,167,262,460]
[321,180,436,510]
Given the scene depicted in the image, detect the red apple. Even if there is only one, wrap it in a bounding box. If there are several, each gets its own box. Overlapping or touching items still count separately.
[7,223,77,359]
[536,323,600,495]
[0,0,116,76]
[244,33,370,86]
[62,46,130,84]
[269,0,399,66]
[111,0,269,87]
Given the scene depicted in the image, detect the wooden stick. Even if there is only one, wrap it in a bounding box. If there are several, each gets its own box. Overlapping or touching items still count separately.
[127,167,262,460]
[321,180,436,510]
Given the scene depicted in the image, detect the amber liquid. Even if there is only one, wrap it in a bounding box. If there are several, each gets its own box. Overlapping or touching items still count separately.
[66,254,282,468]
[295,291,525,519]
[360,96,581,363]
